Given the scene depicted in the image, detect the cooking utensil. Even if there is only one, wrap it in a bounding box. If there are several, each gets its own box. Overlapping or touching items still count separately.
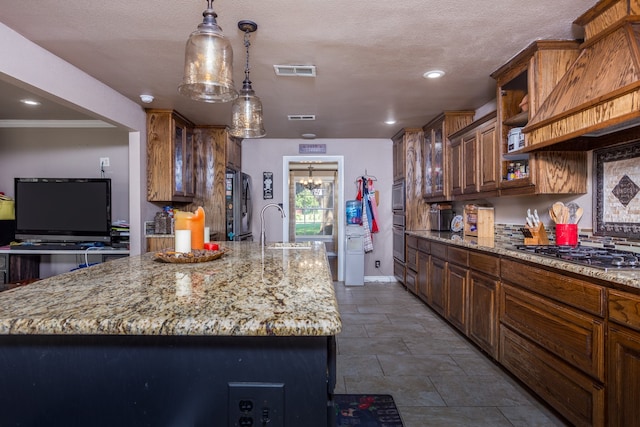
[551,202,565,224]
[533,209,540,227]
[575,207,584,224]
[566,202,579,224]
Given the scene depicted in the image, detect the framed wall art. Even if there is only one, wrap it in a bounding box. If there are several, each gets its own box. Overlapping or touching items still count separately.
[593,140,640,239]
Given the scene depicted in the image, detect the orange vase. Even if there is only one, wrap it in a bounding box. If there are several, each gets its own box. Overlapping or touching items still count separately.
[174,206,205,250]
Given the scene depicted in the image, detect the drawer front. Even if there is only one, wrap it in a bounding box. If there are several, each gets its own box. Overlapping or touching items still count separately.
[393,258,405,284]
[501,258,604,316]
[431,242,447,259]
[608,289,640,333]
[501,284,605,381]
[447,246,468,267]
[406,247,418,272]
[417,238,430,253]
[468,250,499,277]
[500,327,605,427]
[406,235,418,249]
[405,267,417,294]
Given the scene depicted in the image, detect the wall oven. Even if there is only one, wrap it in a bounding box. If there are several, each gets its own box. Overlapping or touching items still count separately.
[392,181,405,211]
[392,213,405,262]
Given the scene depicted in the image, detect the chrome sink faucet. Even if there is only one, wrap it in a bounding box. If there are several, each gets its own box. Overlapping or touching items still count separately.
[260,203,286,246]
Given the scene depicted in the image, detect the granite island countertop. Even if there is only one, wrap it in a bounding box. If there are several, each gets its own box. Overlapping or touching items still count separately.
[406,230,640,290]
[0,241,342,336]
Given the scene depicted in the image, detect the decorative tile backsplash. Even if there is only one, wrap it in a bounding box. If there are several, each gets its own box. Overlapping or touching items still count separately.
[494,223,640,253]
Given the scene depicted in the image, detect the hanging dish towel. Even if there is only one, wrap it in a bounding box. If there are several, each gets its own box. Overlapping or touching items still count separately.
[367,178,379,233]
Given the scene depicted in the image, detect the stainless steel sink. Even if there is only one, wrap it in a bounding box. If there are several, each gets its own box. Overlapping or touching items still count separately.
[265,242,312,250]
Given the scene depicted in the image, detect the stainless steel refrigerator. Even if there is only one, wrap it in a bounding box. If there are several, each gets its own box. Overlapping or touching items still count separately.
[225,170,253,241]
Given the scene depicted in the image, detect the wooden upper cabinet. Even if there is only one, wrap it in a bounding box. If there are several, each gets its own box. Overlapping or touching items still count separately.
[392,136,405,182]
[392,128,429,230]
[491,41,588,196]
[422,111,474,202]
[147,109,196,203]
[448,112,499,200]
[226,134,242,171]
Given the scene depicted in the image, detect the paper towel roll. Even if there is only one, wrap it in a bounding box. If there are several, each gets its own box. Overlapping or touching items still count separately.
[204,226,210,243]
[175,229,191,253]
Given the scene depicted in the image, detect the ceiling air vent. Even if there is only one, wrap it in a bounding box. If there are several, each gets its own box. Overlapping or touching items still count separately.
[288,115,316,121]
[274,65,317,77]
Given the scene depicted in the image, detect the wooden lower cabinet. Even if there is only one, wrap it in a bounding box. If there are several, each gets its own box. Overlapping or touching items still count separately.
[429,256,447,316]
[468,270,499,359]
[404,239,640,426]
[607,288,640,427]
[607,324,640,427]
[500,264,606,426]
[447,263,468,333]
[405,267,417,295]
[417,251,429,303]
[146,236,174,252]
[501,283,605,380]
[393,258,405,284]
[500,327,605,427]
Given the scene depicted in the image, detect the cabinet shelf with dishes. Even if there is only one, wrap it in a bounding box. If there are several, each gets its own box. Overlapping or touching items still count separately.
[491,40,587,196]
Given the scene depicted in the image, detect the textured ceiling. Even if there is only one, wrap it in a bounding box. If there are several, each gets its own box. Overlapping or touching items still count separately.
[0,0,593,138]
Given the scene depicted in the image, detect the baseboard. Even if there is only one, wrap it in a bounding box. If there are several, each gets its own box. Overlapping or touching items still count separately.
[364,275,397,283]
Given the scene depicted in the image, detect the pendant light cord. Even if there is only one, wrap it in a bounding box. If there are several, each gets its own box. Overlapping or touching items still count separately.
[243,30,251,84]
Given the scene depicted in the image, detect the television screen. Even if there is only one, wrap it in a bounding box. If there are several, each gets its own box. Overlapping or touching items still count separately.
[14,178,112,243]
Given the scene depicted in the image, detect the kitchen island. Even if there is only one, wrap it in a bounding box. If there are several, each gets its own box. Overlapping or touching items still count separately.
[0,241,341,427]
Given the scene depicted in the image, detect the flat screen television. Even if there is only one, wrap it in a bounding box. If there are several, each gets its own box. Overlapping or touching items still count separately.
[14,178,112,243]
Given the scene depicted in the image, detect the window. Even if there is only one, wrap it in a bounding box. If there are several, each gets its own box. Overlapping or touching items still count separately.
[295,178,334,238]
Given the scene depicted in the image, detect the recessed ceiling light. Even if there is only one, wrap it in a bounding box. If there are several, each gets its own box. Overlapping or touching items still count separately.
[385,120,397,125]
[21,99,41,106]
[423,70,445,79]
[139,94,155,103]
[301,133,316,139]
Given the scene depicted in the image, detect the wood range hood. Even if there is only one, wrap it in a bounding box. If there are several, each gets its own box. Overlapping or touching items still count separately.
[522,0,640,151]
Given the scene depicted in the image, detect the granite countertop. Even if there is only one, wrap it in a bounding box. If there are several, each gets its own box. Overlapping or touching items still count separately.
[406,230,640,290]
[0,242,342,337]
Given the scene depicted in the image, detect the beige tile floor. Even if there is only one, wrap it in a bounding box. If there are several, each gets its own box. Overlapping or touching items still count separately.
[334,281,569,427]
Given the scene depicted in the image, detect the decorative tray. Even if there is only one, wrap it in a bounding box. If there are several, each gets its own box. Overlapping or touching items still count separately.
[154,248,228,263]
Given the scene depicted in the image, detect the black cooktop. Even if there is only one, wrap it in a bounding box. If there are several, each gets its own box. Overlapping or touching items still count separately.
[515,245,640,271]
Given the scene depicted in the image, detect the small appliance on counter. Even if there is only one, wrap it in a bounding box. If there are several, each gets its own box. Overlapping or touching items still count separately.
[463,204,494,238]
[429,203,454,231]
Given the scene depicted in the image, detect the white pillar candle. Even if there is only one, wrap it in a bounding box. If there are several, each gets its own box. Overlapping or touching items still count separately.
[174,229,191,253]
[204,226,210,243]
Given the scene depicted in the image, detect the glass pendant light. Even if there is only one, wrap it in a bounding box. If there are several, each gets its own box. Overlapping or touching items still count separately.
[229,20,266,138]
[178,0,238,103]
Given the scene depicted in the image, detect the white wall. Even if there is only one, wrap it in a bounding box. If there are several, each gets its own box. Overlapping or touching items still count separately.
[0,127,130,221]
[242,138,394,278]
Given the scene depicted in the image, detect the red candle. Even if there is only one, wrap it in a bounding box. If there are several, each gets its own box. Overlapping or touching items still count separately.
[204,243,219,251]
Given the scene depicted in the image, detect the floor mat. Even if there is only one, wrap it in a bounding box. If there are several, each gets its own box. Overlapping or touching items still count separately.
[334,394,404,426]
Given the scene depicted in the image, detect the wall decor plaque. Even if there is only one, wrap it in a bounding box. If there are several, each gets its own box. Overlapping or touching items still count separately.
[263,172,273,200]
[594,140,640,238]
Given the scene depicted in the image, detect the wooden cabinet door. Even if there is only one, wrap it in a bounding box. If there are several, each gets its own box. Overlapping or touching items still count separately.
[607,324,640,427]
[462,133,478,194]
[147,110,195,203]
[447,263,468,333]
[500,326,605,427]
[429,256,447,316]
[392,137,405,182]
[468,270,499,358]
[417,250,429,303]
[478,121,499,192]
[405,268,417,295]
[226,135,242,171]
[449,137,463,196]
[500,283,605,380]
